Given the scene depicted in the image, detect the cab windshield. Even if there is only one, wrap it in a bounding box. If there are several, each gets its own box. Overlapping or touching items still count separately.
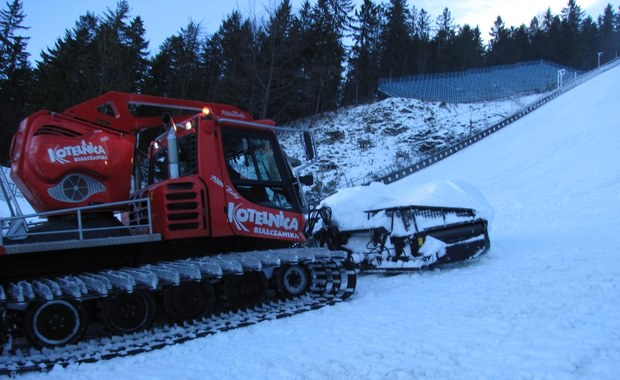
[223,131,297,211]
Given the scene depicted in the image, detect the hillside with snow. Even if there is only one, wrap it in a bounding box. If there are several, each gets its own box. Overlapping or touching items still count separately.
[284,94,542,194]
[12,61,620,379]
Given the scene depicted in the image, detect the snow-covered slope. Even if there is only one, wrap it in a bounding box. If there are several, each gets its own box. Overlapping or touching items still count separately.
[286,94,542,194]
[16,65,620,379]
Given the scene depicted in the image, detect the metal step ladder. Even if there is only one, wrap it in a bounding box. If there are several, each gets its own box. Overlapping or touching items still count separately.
[0,167,29,240]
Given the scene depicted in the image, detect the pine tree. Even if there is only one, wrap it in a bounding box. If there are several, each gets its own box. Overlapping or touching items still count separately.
[33,2,149,111]
[486,16,511,65]
[0,0,31,162]
[33,14,98,110]
[124,16,149,93]
[345,0,381,105]
[616,5,620,34]
[511,24,530,63]
[144,21,203,99]
[95,1,149,94]
[379,0,412,78]
[296,0,347,114]
[597,4,617,64]
[528,16,545,60]
[430,7,457,72]
[580,15,599,68]
[0,0,29,81]
[410,7,431,74]
[540,8,563,63]
[452,24,484,71]
[560,0,586,68]
[253,0,303,120]
[203,11,255,111]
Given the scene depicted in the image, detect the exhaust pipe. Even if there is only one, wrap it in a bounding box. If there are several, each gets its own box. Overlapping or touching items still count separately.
[162,113,179,179]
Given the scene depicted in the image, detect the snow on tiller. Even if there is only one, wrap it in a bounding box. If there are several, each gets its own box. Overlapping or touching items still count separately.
[311,205,490,272]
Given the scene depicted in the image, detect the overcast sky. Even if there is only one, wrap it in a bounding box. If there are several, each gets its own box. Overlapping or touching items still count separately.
[22,0,612,63]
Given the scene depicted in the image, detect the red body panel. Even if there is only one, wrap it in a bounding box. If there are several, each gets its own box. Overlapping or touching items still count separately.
[220,174,305,243]
[62,91,254,134]
[10,111,134,212]
[146,177,208,240]
[9,91,306,244]
[141,116,306,243]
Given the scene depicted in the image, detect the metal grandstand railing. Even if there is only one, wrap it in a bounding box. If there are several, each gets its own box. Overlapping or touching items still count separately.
[379,60,583,103]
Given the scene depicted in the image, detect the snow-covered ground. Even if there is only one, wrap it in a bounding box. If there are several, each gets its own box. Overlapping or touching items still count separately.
[8,64,620,379]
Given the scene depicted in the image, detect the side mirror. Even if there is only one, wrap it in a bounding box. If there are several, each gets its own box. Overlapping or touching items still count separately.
[299,174,314,186]
[289,156,302,168]
[162,112,172,127]
[302,131,315,161]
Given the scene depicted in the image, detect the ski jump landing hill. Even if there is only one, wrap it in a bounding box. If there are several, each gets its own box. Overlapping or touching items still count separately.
[375,58,620,185]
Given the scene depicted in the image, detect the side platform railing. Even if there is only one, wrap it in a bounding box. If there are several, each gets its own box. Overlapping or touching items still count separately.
[1,198,160,254]
[0,167,23,218]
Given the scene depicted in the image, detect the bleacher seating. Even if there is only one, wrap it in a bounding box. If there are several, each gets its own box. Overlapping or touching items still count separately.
[378,60,583,103]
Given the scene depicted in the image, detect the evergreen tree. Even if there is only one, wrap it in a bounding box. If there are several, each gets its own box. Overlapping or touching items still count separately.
[560,0,586,68]
[616,5,620,34]
[410,7,431,74]
[144,21,203,99]
[511,24,530,63]
[345,0,381,105]
[125,16,150,92]
[284,0,312,117]
[527,16,545,60]
[328,0,354,32]
[0,0,30,162]
[94,1,149,94]
[33,14,98,110]
[33,1,148,111]
[297,0,347,114]
[4,0,618,140]
[203,11,255,112]
[580,15,600,67]
[486,16,511,65]
[597,4,617,64]
[561,0,585,32]
[430,7,457,72]
[540,7,564,63]
[379,0,412,78]
[253,0,303,119]
[0,0,29,81]
[452,24,484,70]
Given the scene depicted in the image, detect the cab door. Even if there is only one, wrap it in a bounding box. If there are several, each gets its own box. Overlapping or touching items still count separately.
[219,128,305,243]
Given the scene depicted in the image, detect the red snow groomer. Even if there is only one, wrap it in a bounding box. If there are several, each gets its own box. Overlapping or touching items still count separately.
[0,91,488,369]
[1,92,355,355]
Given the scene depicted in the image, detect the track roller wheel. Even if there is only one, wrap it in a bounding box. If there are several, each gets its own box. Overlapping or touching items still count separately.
[163,281,215,323]
[220,272,267,309]
[99,290,156,335]
[277,264,310,298]
[337,260,357,300]
[23,300,88,348]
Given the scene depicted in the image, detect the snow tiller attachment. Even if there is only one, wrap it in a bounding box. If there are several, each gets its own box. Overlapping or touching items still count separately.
[308,205,490,272]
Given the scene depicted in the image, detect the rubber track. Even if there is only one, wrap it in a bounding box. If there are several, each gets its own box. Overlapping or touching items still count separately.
[0,290,349,375]
[0,254,357,376]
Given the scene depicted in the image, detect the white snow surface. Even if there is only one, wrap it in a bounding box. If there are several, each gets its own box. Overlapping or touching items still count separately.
[11,65,620,379]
